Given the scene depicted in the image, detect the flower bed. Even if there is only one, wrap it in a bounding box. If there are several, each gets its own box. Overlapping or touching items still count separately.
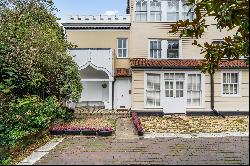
[49,118,115,136]
[97,128,113,136]
[131,112,144,136]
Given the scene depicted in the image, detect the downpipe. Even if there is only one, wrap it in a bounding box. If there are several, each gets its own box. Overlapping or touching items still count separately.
[210,73,225,118]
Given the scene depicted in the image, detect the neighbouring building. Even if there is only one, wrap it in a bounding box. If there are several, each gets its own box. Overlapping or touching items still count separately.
[61,0,249,115]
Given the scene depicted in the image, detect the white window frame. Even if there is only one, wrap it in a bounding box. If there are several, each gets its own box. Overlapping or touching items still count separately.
[148,39,182,59]
[186,72,205,108]
[117,38,128,58]
[150,0,162,22]
[144,72,163,108]
[149,39,162,59]
[135,0,148,22]
[221,70,241,97]
[134,0,195,22]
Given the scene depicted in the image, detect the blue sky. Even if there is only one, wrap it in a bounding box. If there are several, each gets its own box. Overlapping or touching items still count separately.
[53,0,127,20]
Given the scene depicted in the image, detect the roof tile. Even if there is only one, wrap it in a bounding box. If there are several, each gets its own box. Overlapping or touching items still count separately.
[130,58,248,69]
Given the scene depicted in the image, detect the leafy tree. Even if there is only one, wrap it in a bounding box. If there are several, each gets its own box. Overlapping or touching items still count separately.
[170,0,249,74]
[0,0,82,102]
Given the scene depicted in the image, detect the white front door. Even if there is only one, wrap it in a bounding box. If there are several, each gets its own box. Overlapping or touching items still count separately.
[163,73,187,114]
[115,79,131,109]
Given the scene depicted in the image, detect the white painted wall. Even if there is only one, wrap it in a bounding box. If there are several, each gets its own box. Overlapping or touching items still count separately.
[69,49,113,78]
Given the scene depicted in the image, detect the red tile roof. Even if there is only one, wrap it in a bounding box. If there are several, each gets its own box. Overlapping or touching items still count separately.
[130,58,248,69]
[115,68,131,77]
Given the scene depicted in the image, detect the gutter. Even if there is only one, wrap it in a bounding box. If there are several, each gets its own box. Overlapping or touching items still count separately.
[210,73,225,118]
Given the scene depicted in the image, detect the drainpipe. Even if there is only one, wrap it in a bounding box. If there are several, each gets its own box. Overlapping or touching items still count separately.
[210,73,225,118]
[112,79,115,109]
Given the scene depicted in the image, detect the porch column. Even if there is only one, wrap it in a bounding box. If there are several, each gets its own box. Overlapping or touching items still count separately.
[109,81,113,110]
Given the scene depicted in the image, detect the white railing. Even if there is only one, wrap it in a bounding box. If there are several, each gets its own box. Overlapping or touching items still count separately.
[65,15,130,24]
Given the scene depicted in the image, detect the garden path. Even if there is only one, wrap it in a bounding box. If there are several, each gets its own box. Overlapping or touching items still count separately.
[115,118,139,140]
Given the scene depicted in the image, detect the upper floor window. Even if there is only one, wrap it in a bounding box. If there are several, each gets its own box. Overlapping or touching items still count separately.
[222,72,240,96]
[135,0,195,22]
[117,38,128,58]
[167,40,179,58]
[150,40,162,58]
[166,0,179,21]
[182,0,194,21]
[135,0,148,22]
[149,39,180,59]
[150,0,161,21]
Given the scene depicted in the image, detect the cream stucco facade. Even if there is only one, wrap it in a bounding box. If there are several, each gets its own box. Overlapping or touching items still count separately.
[62,0,249,114]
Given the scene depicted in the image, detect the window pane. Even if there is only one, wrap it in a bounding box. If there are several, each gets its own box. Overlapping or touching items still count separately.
[223,84,229,94]
[223,73,227,83]
[142,1,147,11]
[141,13,147,21]
[176,90,180,97]
[231,73,238,83]
[122,39,127,48]
[230,84,234,94]
[234,85,238,94]
[136,1,141,11]
[165,90,170,97]
[170,90,173,97]
[167,13,179,21]
[123,49,127,57]
[167,50,179,58]
[118,49,123,57]
[167,1,179,12]
[180,90,183,97]
[118,39,122,48]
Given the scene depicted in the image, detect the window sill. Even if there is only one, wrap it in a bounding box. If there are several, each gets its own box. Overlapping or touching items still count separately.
[221,95,242,98]
[116,57,129,59]
[144,107,163,109]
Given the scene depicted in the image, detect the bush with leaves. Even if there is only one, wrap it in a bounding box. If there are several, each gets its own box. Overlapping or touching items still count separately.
[0,0,82,102]
[0,96,72,147]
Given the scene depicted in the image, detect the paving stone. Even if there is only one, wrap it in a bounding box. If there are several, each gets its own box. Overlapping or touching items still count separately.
[34,136,249,165]
[21,151,48,164]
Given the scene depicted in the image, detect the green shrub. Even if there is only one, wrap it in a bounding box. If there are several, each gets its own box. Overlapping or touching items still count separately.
[0,96,73,147]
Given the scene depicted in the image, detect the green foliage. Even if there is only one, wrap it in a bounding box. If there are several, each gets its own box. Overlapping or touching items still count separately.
[0,96,73,147]
[170,0,249,74]
[0,0,82,102]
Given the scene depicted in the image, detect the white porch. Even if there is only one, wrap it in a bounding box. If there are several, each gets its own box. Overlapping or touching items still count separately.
[70,48,114,110]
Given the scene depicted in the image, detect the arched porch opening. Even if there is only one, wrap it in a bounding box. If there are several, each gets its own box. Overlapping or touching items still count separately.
[77,65,113,109]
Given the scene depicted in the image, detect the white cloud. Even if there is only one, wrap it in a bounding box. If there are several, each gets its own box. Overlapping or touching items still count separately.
[102,10,119,16]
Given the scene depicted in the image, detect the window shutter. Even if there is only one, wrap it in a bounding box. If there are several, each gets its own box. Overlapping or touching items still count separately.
[161,40,168,59]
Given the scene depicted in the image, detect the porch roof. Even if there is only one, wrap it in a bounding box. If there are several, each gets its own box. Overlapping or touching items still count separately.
[115,68,131,77]
[130,58,249,69]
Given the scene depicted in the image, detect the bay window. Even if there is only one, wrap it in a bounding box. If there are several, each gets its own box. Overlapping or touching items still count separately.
[146,74,161,107]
